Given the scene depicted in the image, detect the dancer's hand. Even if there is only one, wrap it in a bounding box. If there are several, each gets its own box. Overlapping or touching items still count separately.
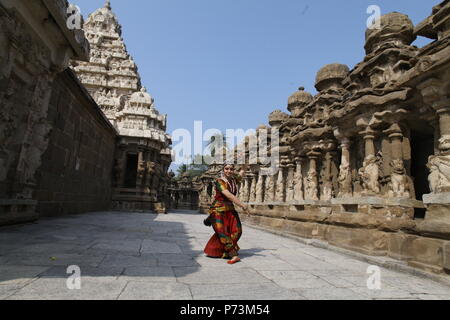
[241,204,250,214]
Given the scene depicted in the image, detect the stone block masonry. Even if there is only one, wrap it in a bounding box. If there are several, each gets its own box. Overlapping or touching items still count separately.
[35,69,117,217]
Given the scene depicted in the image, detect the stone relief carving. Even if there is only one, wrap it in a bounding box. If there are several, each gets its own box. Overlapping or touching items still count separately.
[275,169,285,202]
[293,162,304,201]
[249,175,257,203]
[255,173,264,203]
[265,173,275,202]
[388,159,411,198]
[338,162,353,197]
[285,166,295,202]
[427,154,450,193]
[358,155,381,195]
[304,168,319,201]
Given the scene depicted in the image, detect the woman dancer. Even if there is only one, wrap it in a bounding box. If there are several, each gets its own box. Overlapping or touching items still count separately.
[204,163,249,264]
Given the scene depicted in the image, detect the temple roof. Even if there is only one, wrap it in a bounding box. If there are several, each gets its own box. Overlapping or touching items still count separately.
[365,12,416,54]
[315,63,349,92]
[288,87,313,112]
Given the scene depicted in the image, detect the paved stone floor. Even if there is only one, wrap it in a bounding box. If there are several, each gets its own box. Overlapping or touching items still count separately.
[0,210,449,300]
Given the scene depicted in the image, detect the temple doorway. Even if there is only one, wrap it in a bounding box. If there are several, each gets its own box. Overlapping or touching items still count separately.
[124,154,138,188]
[410,130,434,219]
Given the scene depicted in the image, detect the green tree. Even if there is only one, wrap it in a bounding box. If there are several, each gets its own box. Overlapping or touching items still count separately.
[176,164,188,177]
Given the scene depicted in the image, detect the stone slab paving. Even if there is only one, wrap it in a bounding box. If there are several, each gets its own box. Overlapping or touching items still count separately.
[0,210,449,300]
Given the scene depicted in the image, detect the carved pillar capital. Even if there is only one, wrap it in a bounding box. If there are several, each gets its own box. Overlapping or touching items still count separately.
[359,127,377,159]
[384,123,404,161]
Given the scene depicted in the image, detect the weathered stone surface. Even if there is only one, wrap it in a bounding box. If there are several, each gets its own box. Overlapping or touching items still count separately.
[174,267,271,284]
[444,242,450,271]
[199,1,450,276]
[406,238,445,272]
[189,283,305,300]
[141,239,183,254]
[119,267,176,282]
[0,210,448,300]
[0,0,90,225]
[118,282,192,300]
[0,265,49,286]
[8,278,128,300]
[99,254,157,268]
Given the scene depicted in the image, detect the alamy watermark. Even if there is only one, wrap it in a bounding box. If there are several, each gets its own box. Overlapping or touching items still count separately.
[66,265,81,290]
[67,4,82,30]
[367,5,381,30]
[366,265,382,290]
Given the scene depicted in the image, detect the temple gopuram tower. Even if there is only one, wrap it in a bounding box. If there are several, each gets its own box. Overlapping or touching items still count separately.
[71,1,172,213]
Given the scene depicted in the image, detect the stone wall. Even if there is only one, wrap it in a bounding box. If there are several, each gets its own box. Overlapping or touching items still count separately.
[0,0,90,225]
[34,69,117,217]
[201,1,450,276]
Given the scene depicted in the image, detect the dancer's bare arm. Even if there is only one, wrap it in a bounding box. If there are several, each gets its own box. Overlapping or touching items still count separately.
[222,190,249,213]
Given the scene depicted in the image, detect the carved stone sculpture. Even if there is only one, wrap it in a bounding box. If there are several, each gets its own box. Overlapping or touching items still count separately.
[255,174,264,203]
[293,162,304,201]
[359,155,380,195]
[305,168,319,201]
[265,173,275,202]
[338,163,353,197]
[427,154,450,193]
[275,169,285,202]
[249,175,257,202]
[388,159,411,198]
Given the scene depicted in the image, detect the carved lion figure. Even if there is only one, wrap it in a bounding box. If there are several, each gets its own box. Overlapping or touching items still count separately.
[389,159,410,198]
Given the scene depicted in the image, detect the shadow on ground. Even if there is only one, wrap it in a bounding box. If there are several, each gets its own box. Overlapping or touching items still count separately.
[0,210,208,299]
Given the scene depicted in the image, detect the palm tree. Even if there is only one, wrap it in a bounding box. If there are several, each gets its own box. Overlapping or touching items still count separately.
[176,164,188,177]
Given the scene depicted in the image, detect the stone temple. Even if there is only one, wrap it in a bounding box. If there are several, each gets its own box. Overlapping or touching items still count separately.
[199,2,450,275]
[0,0,172,224]
[0,0,449,279]
[71,1,172,212]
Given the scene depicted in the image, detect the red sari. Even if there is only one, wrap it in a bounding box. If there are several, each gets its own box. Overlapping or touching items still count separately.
[204,175,242,259]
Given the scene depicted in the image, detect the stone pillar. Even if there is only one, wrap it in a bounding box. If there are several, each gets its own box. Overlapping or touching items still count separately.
[242,175,250,202]
[293,159,304,201]
[385,124,410,198]
[238,179,244,201]
[359,128,380,195]
[285,163,295,202]
[338,139,352,198]
[249,173,257,203]
[321,152,333,201]
[385,123,403,160]
[275,167,285,202]
[305,152,319,201]
[265,172,275,203]
[362,128,376,159]
[136,151,145,188]
[255,173,264,203]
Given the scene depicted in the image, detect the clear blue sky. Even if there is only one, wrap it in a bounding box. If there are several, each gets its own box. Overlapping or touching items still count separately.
[74,0,435,166]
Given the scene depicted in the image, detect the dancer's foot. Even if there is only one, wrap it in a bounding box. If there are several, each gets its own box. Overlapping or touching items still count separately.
[227,256,241,265]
